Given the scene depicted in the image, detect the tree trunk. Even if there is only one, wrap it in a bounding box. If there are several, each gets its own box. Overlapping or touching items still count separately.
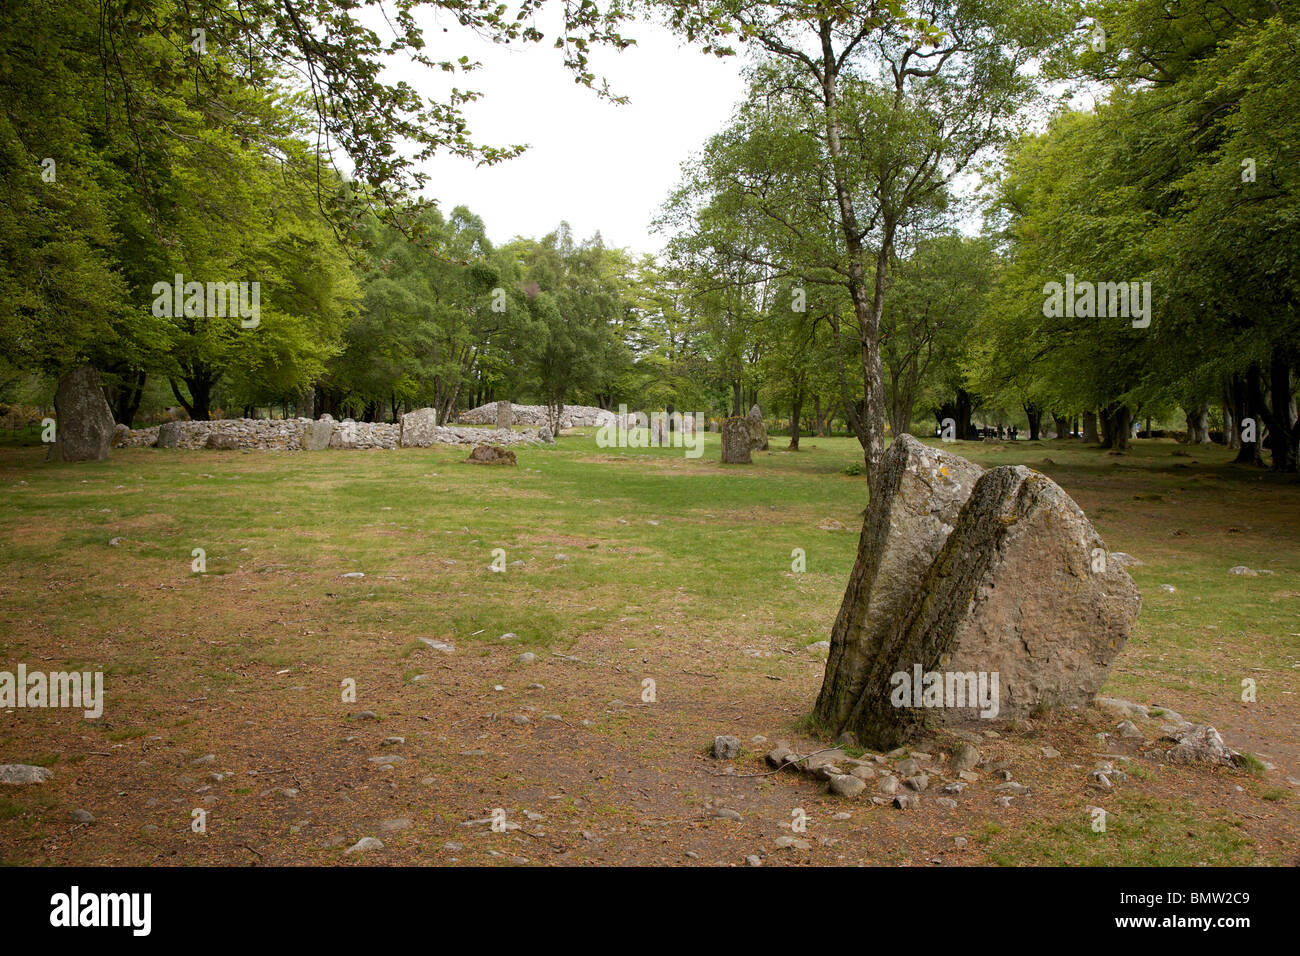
[1184,404,1210,444]
[1265,348,1297,472]
[819,23,886,494]
[110,369,146,427]
[1082,411,1100,444]
[1023,403,1042,441]
[1051,412,1069,440]
[889,402,911,443]
[545,399,565,437]
[171,375,213,421]
[788,387,802,451]
[1101,404,1132,450]
[1233,364,1264,465]
[956,389,973,441]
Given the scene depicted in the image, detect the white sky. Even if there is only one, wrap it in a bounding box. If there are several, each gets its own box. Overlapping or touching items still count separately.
[369,11,1091,256]
[394,10,749,256]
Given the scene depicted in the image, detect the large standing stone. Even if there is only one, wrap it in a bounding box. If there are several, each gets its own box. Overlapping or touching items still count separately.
[815,434,984,731]
[841,464,1141,748]
[46,366,114,463]
[399,407,438,448]
[495,401,513,430]
[329,419,359,449]
[301,418,334,451]
[156,421,183,448]
[745,404,769,451]
[651,414,668,446]
[720,417,752,464]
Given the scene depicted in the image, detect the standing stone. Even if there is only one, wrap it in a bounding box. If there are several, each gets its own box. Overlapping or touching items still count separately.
[538,426,554,444]
[720,417,752,464]
[399,407,438,448]
[496,401,513,430]
[46,366,115,463]
[330,419,359,449]
[651,414,668,445]
[842,464,1141,748]
[156,421,183,449]
[110,423,131,448]
[745,404,769,451]
[815,434,984,732]
[301,418,334,451]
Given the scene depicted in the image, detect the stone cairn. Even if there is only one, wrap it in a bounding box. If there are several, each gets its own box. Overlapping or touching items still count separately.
[116,409,552,452]
[458,401,615,430]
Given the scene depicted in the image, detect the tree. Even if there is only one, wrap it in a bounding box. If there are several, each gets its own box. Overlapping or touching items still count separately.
[506,225,632,434]
[665,0,1069,494]
[882,233,996,438]
[976,1,1298,469]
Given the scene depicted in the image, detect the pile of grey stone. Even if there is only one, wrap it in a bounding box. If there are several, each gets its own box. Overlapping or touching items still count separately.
[457,401,615,429]
[115,408,554,452]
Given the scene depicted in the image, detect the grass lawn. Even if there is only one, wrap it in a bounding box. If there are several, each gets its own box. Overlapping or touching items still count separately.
[1,431,1297,865]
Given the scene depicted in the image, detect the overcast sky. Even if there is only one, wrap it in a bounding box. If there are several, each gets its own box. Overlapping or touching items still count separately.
[374,11,1086,257]
[395,10,748,256]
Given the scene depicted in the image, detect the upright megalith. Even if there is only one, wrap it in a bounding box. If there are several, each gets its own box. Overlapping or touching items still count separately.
[301,418,334,451]
[745,404,769,451]
[46,366,115,463]
[816,438,1141,749]
[720,417,752,464]
[815,435,984,731]
[156,421,182,448]
[495,401,513,430]
[399,407,438,448]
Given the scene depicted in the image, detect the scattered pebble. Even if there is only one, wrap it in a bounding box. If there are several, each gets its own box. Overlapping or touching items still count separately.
[345,837,384,855]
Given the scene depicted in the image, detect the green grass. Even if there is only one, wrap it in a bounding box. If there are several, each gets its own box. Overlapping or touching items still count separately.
[985,792,1263,866]
[4,431,1297,705]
